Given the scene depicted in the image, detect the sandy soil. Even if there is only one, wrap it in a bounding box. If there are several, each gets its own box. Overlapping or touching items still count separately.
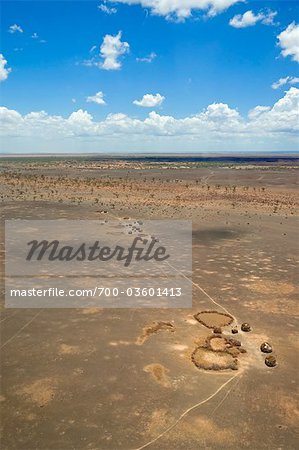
[0,158,298,449]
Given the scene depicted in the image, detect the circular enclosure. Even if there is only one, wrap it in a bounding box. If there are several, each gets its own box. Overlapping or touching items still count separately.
[191,347,238,371]
[194,311,234,329]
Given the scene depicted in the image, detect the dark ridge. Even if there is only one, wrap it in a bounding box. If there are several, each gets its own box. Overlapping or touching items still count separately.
[89,155,299,164]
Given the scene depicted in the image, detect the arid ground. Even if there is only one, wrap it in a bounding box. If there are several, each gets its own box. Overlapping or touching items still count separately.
[1,156,299,449]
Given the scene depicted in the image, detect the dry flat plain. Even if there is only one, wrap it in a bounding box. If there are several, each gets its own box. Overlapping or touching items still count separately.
[0,156,299,450]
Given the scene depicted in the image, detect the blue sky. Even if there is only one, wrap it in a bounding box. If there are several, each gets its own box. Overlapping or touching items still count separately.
[0,1,298,153]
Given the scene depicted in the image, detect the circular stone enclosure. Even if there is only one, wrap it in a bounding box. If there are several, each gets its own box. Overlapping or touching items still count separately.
[194,311,234,329]
[192,347,238,371]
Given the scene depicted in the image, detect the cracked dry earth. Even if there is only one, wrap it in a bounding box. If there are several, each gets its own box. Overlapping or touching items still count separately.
[1,161,299,449]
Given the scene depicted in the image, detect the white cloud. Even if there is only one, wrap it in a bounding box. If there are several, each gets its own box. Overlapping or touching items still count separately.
[248,105,271,120]
[277,23,299,63]
[86,91,106,105]
[68,109,93,125]
[272,76,299,90]
[107,0,241,20]
[98,3,117,14]
[0,54,11,82]
[1,88,298,149]
[31,33,46,44]
[8,24,23,33]
[100,31,129,70]
[268,87,298,113]
[136,52,157,63]
[229,10,277,28]
[83,32,129,70]
[133,93,165,107]
[247,87,299,137]
[81,58,97,67]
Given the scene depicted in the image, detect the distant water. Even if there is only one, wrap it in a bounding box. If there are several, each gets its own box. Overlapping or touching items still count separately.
[91,155,299,164]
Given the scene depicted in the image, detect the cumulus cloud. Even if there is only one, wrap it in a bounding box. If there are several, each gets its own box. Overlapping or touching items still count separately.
[136,52,157,63]
[100,31,129,70]
[1,88,298,146]
[248,105,271,120]
[8,24,23,33]
[68,110,94,126]
[0,54,11,82]
[83,32,129,69]
[248,87,299,136]
[133,93,165,107]
[229,10,277,28]
[86,91,106,105]
[272,76,299,90]
[107,0,241,21]
[277,23,299,63]
[98,3,117,14]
